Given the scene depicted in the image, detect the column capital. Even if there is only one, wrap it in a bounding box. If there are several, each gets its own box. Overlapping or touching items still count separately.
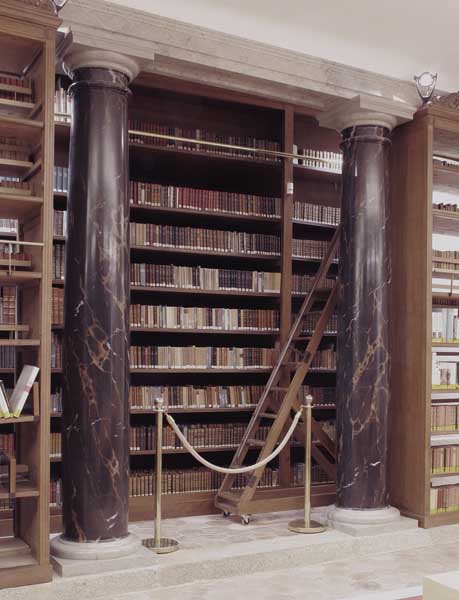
[318,94,415,133]
[62,47,141,83]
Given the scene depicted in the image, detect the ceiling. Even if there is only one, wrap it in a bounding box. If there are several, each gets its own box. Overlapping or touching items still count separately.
[108,0,457,92]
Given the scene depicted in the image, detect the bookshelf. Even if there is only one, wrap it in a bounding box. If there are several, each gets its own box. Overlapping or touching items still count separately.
[49,73,341,527]
[0,0,59,589]
[389,97,459,527]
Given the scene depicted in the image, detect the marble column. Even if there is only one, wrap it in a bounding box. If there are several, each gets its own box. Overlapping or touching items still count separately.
[319,102,403,530]
[336,124,391,510]
[51,50,140,560]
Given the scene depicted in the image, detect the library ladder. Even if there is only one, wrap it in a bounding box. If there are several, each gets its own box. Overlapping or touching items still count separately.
[215,225,340,520]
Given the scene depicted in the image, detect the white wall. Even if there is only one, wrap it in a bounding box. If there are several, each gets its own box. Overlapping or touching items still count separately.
[110,0,458,91]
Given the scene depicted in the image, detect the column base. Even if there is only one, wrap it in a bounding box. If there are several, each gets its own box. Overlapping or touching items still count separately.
[327,506,418,536]
[50,533,140,561]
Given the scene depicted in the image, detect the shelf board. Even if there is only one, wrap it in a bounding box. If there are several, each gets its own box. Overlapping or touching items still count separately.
[0,98,35,118]
[0,194,42,219]
[130,244,280,262]
[292,218,338,231]
[53,235,66,243]
[0,339,39,347]
[432,392,459,401]
[130,327,279,336]
[0,259,31,269]
[0,158,34,177]
[0,115,43,145]
[431,433,459,446]
[50,456,61,462]
[130,444,249,456]
[432,268,459,281]
[0,415,36,425]
[51,412,62,418]
[52,279,64,287]
[433,162,459,193]
[129,203,282,226]
[0,271,41,285]
[431,473,459,487]
[432,343,459,352]
[131,368,272,374]
[0,325,28,333]
[130,406,256,414]
[0,481,39,500]
[433,208,459,236]
[130,286,280,298]
[0,83,33,96]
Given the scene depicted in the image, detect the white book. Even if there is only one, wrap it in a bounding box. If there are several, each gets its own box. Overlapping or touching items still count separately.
[0,380,10,418]
[9,365,39,418]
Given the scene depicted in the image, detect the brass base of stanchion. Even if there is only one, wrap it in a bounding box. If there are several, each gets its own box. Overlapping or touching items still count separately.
[142,537,179,554]
[288,519,326,534]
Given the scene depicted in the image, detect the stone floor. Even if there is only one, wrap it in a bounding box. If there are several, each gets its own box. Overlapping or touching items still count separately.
[6,509,459,599]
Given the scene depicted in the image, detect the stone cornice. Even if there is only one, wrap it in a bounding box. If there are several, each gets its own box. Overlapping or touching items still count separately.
[60,0,420,117]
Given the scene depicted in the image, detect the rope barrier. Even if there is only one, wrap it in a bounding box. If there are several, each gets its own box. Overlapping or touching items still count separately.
[165,407,303,475]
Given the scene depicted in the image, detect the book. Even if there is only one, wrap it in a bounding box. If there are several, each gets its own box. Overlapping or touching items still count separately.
[9,365,39,417]
[0,380,10,418]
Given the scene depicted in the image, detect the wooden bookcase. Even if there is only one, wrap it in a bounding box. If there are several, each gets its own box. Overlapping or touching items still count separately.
[50,73,340,527]
[0,0,59,589]
[389,99,459,527]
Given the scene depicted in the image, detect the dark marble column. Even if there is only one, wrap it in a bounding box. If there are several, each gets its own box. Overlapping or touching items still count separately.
[336,125,391,510]
[61,67,130,542]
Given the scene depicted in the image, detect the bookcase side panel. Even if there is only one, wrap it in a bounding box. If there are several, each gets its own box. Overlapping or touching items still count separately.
[388,117,432,522]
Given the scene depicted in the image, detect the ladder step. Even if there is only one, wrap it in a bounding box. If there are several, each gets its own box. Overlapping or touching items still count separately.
[216,491,241,506]
[271,386,289,392]
[247,438,265,448]
[260,412,277,420]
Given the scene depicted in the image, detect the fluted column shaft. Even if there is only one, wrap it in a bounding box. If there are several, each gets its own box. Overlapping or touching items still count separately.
[62,67,130,542]
[336,125,391,509]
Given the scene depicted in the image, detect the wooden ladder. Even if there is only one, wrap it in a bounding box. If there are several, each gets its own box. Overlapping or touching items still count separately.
[215,225,341,519]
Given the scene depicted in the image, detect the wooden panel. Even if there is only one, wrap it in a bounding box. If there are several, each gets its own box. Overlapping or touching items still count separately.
[388,114,433,520]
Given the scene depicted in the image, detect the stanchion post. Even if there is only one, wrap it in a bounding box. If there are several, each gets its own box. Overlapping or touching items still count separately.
[142,397,179,554]
[288,395,326,534]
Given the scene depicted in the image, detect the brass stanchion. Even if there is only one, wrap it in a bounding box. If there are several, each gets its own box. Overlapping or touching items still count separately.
[288,395,326,534]
[142,398,179,554]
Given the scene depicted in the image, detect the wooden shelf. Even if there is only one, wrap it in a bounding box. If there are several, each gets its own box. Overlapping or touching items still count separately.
[0,98,35,118]
[131,327,279,336]
[0,259,31,269]
[432,268,459,280]
[53,235,65,243]
[131,368,272,374]
[0,325,29,333]
[0,115,43,145]
[0,415,37,425]
[0,339,39,347]
[130,286,280,298]
[0,194,42,219]
[130,244,280,262]
[130,406,256,414]
[0,481,39,501]
[292,218,338,231]
[0,271,41,285]
[293,164,341,184]
[0,83,33,96]
[0,158,34,177]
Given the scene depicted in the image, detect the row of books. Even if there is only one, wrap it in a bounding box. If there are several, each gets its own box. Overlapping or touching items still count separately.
[54,87,72,123]
[130,263,336,294]
[0,138,28,162]
[432,446,459,474]
[0,75,32,103]
[431,485,459,514]
[53,210,67,237]
[129,385,261,410]
[130,422,270,451]
[0,243,30,263]
[0,219,18,235]
[433,249,459,271]
[432,404,459,431]
[128,120,282,163]
[432,353,459,389]
[0,433,14,455]
[302,313,337,334]
[130,305,280,331]
[129,223,281,256]
[311,346,337,370]
[0,179,30,195]
[50,432,61,458]
[130,264,281,292]
[292,238,333,260]
[53,245,65,280]
[309,386,336,407]
[291,463,334,486]
[434,203,459,214]
[53,166,69,194]
[293,202,340,225]
[130,346,274,369]
[0,287,16,325]
[129,181,281,218]
[51,333,62,370]
[129,466,280,497]
[0,499,13,512]
[292,146,342,173]
[50,388,62,413]
[0,348,15,369]
[432,308,459,342]
[52,288,64,326]
[50,478,62,508]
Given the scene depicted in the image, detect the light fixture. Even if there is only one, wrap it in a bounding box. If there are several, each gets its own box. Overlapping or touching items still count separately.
[45,0,69,14]
[414,72,438,105]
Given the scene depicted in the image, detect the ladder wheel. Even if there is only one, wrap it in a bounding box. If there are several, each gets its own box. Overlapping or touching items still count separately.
[223,511,231,518]
[241,515,251,525]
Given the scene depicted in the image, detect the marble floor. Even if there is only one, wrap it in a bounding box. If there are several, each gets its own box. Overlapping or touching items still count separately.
[5,509,459,599]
